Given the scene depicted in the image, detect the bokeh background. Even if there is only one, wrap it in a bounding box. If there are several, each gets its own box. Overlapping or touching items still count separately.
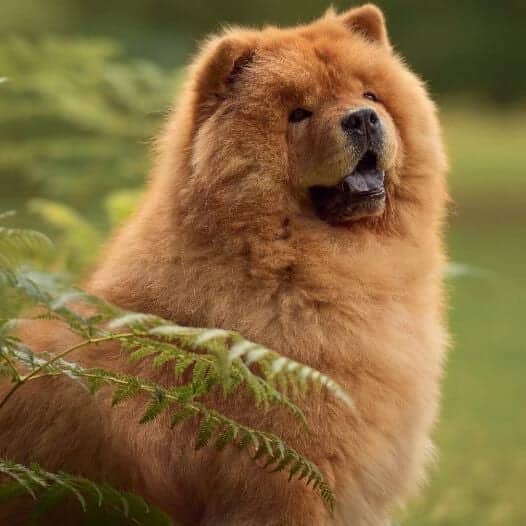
[1,1,525,524]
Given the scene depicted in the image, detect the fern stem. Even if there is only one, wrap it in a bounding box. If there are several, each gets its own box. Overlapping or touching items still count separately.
[0,332,134,410]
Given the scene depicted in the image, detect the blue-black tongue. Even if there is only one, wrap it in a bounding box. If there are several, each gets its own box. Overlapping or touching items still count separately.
[341,151,385,197]
[342,170,385,195]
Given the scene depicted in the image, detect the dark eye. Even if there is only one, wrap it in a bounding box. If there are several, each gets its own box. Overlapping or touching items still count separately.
[363,91,380,102]
[289,108,313,123]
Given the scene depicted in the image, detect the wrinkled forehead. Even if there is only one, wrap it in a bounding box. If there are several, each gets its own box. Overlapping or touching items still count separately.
[240,22,393,104]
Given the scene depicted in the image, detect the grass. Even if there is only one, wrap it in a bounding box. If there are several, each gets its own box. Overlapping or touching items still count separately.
[401,108,526,525]
[443,106,526,200]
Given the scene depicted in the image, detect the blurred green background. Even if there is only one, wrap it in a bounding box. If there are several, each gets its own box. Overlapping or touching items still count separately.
[1,1,525,525]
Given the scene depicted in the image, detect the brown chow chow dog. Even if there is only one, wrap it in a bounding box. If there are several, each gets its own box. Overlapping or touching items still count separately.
[0,4,449,526]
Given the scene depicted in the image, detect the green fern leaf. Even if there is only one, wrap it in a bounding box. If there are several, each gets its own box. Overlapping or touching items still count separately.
[0,460,174,523]
[139,389,169,424]
[111,376,141,406]
[170,406,195,429]
[214,424,238,450]
[195,412,219,449]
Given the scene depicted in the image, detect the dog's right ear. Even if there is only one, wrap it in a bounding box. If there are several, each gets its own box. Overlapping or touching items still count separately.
[193,35,256,111]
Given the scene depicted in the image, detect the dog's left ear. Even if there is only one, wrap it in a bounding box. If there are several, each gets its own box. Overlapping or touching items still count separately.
[340,4,390,47]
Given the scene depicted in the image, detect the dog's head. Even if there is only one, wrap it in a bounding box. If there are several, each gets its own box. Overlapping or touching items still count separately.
[168,4,447,237]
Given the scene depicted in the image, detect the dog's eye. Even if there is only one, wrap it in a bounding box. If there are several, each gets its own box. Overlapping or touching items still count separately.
[289,108,313,123]
[363,91,380,102]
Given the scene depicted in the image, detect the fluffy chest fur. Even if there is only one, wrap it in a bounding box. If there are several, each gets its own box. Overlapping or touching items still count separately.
[89,212,446,524]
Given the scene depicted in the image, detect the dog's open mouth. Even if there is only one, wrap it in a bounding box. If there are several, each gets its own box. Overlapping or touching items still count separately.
[309,150,386,224]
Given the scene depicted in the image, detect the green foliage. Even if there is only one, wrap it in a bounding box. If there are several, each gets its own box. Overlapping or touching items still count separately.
[28,199,103,272]
[28,193,142,274]
[0,460,172,525]
[0,37,179,216]
[0,211,54,318]
[0,211,53,271]
[0,218,355,519]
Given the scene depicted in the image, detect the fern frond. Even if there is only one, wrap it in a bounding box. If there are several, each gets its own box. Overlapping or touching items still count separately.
[94,318,310,424]
[32,300,351,413]
[0,225,53,270]
[1,343,336,509]
[0,460,173,525]
[0,267,53,305]
[108,315,354,409]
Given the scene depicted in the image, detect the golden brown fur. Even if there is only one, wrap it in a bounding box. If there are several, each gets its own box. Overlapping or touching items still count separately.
[0,5,448,525]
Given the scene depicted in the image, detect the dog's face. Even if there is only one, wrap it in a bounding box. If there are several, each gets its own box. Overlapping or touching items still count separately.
[282,14,400,224]
[183,5,445,233]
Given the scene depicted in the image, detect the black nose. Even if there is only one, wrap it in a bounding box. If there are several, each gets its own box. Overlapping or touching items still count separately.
[341,108,380,135]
